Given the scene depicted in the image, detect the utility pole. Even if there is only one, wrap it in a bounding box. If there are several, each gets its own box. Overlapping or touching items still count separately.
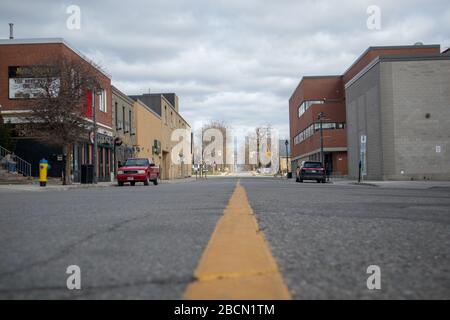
[201,128,204,178]
[92,90,100,184]
[256,128,260,169]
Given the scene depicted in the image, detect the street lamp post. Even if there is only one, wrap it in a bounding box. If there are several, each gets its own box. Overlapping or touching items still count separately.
[179,153,183,178]
[92,90,102,184]
[284,139,289,178]
[318,112,325,167]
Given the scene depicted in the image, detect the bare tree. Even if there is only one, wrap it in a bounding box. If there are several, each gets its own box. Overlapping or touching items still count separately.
[27,55,102,184]
[256,125,272,168]
[201,120,229,172]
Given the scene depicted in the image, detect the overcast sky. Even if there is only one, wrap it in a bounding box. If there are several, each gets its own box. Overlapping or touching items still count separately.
[1,0,449,137]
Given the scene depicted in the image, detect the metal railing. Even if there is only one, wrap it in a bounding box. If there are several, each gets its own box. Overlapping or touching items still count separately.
[0,145,32,177]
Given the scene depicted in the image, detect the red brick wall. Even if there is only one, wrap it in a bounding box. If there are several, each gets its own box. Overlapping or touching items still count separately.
[289,76,346,159]
[288,45,440,176]
[296,129,347,157]
[0,42,112,128]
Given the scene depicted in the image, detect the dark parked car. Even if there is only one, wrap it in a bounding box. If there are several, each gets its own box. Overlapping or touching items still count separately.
[296,161,326,183]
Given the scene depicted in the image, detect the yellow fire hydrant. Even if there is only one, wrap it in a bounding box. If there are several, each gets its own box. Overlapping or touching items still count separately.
[39,158,49,187]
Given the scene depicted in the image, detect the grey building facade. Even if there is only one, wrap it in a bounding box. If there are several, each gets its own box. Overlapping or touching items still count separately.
[112,86,136,172]
[128,93,179,116]
[345,55,450,180]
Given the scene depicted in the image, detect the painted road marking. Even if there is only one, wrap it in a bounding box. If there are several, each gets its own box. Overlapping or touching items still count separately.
[184,181,291,300]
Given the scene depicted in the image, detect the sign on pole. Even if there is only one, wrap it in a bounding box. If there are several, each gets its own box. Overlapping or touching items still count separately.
[360,134,367,178]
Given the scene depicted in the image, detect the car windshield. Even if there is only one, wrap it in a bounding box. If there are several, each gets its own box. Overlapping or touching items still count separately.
[124,159,149,167]
[303,162,322,168]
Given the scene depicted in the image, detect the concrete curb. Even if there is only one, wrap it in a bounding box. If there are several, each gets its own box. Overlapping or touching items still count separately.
[348,182,379,187]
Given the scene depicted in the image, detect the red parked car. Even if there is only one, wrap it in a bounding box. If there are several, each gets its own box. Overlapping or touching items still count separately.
[117,158,160,186]
[296,161,326,183]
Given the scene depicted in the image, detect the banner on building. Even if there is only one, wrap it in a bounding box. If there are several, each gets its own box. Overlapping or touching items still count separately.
[8,66,59,99]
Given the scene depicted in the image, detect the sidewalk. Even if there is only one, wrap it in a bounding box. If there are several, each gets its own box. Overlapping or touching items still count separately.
[0,181,115,192]
[330,178,450,190]
[160,177,197,184]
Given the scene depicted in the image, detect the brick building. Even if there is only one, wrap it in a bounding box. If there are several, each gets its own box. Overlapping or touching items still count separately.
[133,99,162,167]
[289,44,443,179]
[129,93,192,179]
[289,76,347,176]
[0,38,113,181]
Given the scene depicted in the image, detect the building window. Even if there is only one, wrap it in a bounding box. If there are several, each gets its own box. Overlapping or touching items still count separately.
[298,100,324,118]
[99,89,106,112]
[294,122,346,145]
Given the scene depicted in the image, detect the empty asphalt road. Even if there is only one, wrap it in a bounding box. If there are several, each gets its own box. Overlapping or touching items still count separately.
[0,177,449,299]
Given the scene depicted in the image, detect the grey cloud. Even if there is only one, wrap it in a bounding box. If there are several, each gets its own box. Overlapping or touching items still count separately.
[1,0,450,139]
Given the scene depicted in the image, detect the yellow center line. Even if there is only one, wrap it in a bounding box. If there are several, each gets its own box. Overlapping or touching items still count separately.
[183,180,292,300]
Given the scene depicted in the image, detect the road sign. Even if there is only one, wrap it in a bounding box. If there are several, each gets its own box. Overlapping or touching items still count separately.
[360,134,367,177]
[361,135,367,144]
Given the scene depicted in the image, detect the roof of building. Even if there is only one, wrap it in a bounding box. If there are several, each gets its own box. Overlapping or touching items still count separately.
[302,75,342,79]
[0,38,111,78]
[112,85,135,106]
[129,93,190,127]
[160,93,177,108]
[342,44,441,78]
[128,94,163,116]
[134,99,161,119]
[289,75,343,101]
[345,54,450,89]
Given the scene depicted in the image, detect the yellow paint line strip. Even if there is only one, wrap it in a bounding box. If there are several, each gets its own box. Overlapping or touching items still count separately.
[184,181,291,300]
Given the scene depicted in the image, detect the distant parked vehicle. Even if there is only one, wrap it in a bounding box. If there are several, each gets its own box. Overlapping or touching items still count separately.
[117,158,160,186]
[296,161,326,183]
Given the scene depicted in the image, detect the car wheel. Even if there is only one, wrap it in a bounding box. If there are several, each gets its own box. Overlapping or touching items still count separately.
[118,181,124,187]
[317,180,321,183]
[322,179,326,183]
[130,182,135,186]
[144,176,149,186]
[299,179,303,183]
[153,179,158,186]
